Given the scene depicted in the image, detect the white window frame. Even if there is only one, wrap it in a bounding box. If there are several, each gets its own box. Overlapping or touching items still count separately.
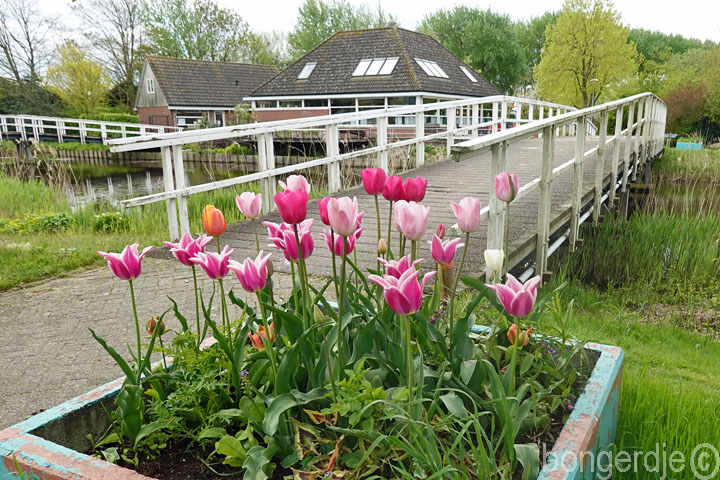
[146,78,155,94]
[297,62,317,79]
[460,66,478,82]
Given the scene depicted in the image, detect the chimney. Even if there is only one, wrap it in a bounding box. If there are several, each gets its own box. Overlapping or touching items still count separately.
[387,21,397,27]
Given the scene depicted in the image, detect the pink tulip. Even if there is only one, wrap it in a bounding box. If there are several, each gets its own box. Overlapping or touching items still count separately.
[369,268,435,316]
[428,234,464,265]
[274,189,309,224]
[98,243,152,281]
[278,174,311,193]
[393,200,407,233]
[191,245,234,280]
[318,197,331,225]
[382,175,404,202]
[486,274,541,318]
[378,254,422,279]
[164,233,213,267]
[320,228,360,256]
[327,196,362,238]
[264,219,314,261]
[435,223,445,239]
[403,177,427,202]
[228,250,272,293]
[396,201,429,241]
[495,172,519,203]
[235,192,262,219]
[361,167,386,196]
[450,197,482,233]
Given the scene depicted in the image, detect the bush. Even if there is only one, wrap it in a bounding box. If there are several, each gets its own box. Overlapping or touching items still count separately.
[93,212,130,233]
[0,212,72,234]
[83,112,140,124]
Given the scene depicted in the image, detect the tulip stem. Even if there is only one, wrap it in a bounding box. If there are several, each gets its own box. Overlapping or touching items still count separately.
[374,195,381,271]
[403,314,413,412]
[158,335,167,371]
[319,320,338,404]
[191,265,201,350]
[504,204,510,279]
[216,235,221,254]
[218,278,229,337]
[255,292,278,383]
[290,261,297,311]
[448,232,471,343]
[337,239,348,379]
[293,224,312,330]
[436,263,444,312]
[252,219,260,254]
[128,279,142,380]
[400,235,406,257]
[410,240,417,264]
[330,231,339,299]
[509,326,519,393]
[387,201,393,255]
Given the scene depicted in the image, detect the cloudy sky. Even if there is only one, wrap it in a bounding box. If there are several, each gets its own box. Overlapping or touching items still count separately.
[42,0,720,42]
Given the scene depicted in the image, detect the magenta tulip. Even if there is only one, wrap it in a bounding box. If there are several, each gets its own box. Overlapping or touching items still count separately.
[382,175,404,202]
[274,189,309,224]
[264,219,314,261]
[327,196,362,238]
[318,197,331,226]
[228,250,272,293]
[495,172,519,203]
[278,174,311,193]
[429,234,464,265]
[435,223,445,239]
[320,227,360,256]
[98,243,152,281]
[369,268,435,316]
[403,177,427,202]
[450,197,482,233]
[191,245,233,280]
[378,254,422,279]
[361,167,387,196]
[235,192,262,219]
[164,233,213,267]
[486,274,541,318]
[396,201,429,241]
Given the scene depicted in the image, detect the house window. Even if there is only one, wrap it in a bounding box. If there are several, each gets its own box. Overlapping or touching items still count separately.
[330,98,355,115]
[175,110,203,127]
[414,58,448,78]
[146,78,155,94]
[460,66,478,83]
[297,62,317,79]
[352,57,399,76]
[256,101,276,108]
[304,99,327,108]
[215,112,225,126]
[279,100,302,108]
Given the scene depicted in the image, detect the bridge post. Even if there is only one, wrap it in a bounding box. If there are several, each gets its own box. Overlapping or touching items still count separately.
[415,96,425,166]
[501,100,507,132]
[101,124,107,142]
[377,116,388,171]
[536,126,555,281]
[487,140,508,278]
[258,132,277,213]
[620,101,636,221]
[570,116,587,252]
[57,120,63,143]
[471,103,479,139]
[609,105,624,210]
[641,97,653,162]
[632,99,645,181]
[446,107,456,158]
[160,146,179,241]
[172,145,190,236]
[538,106,544,138]
[326,124,341,193]
[593,109,609,226]
[492,102,499,133]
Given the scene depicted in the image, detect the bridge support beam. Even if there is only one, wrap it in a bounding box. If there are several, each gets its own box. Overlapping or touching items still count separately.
[258,133,276,214]
[608,105,624,210]
[593,110,609,226]
[632,99,645,182]
[620,102,636,222]
[173,146,190,236]
[570,116,587,252]
[377,116,388,171]
[160,146,179,241]
[415,96,425,167]
[446,107,456,158]
[536,126,555,282]
[326,125,341,193]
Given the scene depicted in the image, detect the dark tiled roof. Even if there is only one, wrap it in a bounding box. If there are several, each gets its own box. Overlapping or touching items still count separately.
[249,27,502,98]
[147,57,277,107]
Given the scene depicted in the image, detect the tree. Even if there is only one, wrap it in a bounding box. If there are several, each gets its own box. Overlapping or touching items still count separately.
[45,42,111,115]
[0,0,55,85]
[629,28,710,69]
[245,31,291,67]
[72,0,146,111]
[288,0,395,59]
[0,77,62,115]
[419,7,526,93]
[514,11,559,78]
[534,0,639,108]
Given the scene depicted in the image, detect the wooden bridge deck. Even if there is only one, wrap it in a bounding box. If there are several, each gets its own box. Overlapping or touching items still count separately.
[218,136,633,279]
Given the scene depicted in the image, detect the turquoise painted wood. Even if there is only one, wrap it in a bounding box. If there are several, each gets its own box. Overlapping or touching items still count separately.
[676,142,703,151]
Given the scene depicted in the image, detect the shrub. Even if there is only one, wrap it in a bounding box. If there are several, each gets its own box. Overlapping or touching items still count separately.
[93,212,130,233]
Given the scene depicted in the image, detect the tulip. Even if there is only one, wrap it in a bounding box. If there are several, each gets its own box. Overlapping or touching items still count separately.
[202,205,226,237]
[164,232,213,267]
[382,175,404,202]
[403,177,427,202]
[321,228,360,256]
[495,172,519,203]
[378,254,422,279]
[397,201,429,242]
[484,249,504,278]
[191,245,233,280]
[235,192,261,219]
[450,197,482,233]
[378,238,388,255]
[507,324,532,347]
[274,189,309,224]
[429,234,464,265]
[318,197,331,225]
[435,223,445,239]
[369,268,435,316]
[228,250,272,293]
[327,196,362,238]
[278,174,311,193]
[248,322,275,350]
[393,200,407,233]
[361,167,386,196]
[485,274,541,318]
[98,243,152,281]
[264,219,314,261]
[146,316,165,336]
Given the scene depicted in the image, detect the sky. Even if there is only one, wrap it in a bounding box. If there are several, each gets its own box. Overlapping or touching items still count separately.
[40,0,720,43]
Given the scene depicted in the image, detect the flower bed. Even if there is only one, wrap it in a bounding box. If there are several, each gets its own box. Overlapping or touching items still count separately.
[2,171,624,479]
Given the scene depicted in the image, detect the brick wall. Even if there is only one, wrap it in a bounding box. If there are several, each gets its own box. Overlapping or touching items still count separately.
[254,109,330,123]
[138,106,173,126]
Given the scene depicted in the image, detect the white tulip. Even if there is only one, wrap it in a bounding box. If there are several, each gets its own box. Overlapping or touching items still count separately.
[484,249,504,276]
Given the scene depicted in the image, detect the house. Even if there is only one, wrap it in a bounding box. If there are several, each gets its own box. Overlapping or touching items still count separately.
[135,56,277,128]
[245,26,503,129]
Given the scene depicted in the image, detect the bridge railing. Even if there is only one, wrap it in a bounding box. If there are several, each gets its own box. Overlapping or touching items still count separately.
[452,91,667,282]
[107,95,579,240]
[0,114,182,144]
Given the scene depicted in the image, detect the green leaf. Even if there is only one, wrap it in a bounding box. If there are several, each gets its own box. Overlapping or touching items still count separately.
[167,295,189,332]
[514,443,540,480]
[263,389,326,436]
[134,421,164,448]
[101,447,119,464]
[276,345,299,394]
[440,392,469,418]
[459,360,486,392]
[115,384,143,444]
[89,328,136,385]
[451,312,474,360]
[242,445,271,480]
[519,353,534,376]
[216,435,247,467]
[198,427,228,440]
[349,319,375,363]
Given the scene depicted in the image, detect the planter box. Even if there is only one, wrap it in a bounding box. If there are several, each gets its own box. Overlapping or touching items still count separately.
[0,340,623,480]
[676,142,703,151]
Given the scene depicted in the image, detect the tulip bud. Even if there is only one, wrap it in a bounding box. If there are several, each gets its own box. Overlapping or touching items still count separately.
[314,305,325,325]
[147,316,165,336]
[378,238,388,255]
[266,259,274,277]
[484,249,504,276]
[435,224,445,239]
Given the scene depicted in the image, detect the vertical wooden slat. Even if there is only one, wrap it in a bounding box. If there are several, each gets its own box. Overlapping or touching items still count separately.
[620,101,636,221]
[415,96,425,166]
[446,107,456,158]
[536,126,555,281]
[593,109,609,225]
[538,106,544,138]
[377,116,388,171]
[528,104,534,126]
[161,146,179,241]
[173,145,190,235]
[492,102,499,133]
[570,116,587,251]
[326,124,341,193]
[487,140,508,264]
[632,99,645,181]
[258,133,276,213]
[500,100,507,132]
[471,103,479,139]
[609,105,624,209]
[641,97,654,162]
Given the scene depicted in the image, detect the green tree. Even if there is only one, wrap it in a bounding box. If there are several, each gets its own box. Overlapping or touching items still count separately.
[288,0,395,59]
[514,11,559,76]
[534,0,639,108]
[45,42,111,115]
[629,28,710,69]
[245,31,290,67]
[419,7,525,93]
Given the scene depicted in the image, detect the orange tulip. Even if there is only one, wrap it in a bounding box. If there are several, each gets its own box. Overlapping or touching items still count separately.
[507,324,532,347]
[202,205,226,237]
[248,323,275,350]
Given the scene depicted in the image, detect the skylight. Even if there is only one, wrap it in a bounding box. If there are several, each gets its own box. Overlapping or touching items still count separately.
[352,57,399,76]
[414,58,448,79]
[297,62,317,79]
[460,66,478,83]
